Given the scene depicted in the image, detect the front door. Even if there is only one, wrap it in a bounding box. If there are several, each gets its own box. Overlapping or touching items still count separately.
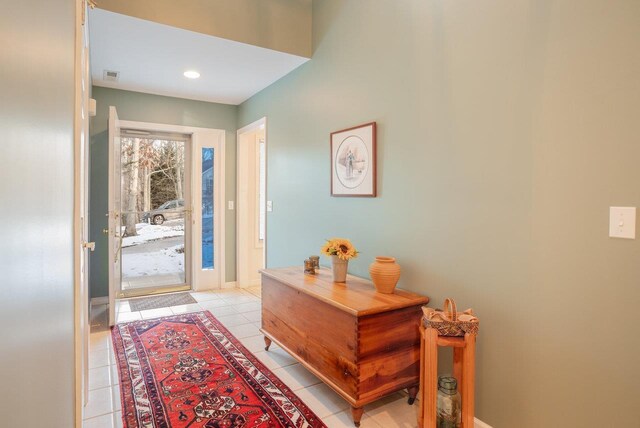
[108,122,224,315]
[118,132,191,298]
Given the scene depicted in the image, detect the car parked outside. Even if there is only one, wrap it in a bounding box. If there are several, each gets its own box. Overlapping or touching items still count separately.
[142,199,185,225]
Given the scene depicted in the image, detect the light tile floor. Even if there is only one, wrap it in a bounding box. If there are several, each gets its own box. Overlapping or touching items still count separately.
[84,286,419,428]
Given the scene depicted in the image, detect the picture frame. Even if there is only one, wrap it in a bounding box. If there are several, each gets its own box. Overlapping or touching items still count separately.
[330,122,377,197]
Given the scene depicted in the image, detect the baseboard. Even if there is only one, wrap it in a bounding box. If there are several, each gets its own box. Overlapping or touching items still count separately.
[236,279,261,288]
[223,281,237,289]
[475,417,493,428]
[90,296,108,306]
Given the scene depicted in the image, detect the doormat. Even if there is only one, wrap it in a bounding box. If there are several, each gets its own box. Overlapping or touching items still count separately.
[111,311,326,428]
[128,292,197,312]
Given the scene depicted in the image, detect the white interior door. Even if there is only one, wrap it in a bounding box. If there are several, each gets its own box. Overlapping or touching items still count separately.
[74,0,91,422]
[108,106,122,326]
[237,118,267,287]
[79,45,91,400]
[237,130,265,287]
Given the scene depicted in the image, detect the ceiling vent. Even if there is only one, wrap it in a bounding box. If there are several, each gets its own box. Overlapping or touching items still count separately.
[103,70,120,82]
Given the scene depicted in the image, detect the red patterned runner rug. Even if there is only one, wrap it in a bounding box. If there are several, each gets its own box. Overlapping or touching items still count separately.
[112,311,326,428]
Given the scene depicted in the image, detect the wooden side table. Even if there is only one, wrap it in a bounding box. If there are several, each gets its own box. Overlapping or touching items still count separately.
[419,325,476,428]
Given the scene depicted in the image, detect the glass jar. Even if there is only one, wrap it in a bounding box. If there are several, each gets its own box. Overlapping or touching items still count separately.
[437,376,461,428]
[309,255,320,273]
[304,259,315,274]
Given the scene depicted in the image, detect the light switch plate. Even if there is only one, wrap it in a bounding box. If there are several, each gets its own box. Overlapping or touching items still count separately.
[266,201,273,212]
[228,201,234,210]
[609,207,636,239]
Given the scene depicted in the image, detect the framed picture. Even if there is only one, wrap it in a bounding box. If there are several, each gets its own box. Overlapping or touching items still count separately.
[330,122,377,197]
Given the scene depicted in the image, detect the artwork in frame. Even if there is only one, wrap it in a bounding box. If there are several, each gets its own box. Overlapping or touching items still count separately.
[330,122,377,197]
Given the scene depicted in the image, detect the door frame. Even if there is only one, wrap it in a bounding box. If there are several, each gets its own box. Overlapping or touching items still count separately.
[236,117,267,287]
[108,107,122,325]
[116,120,226,293]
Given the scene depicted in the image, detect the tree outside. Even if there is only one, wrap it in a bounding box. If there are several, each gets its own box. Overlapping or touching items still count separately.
[120,137,185,237]
[119,137,187,289]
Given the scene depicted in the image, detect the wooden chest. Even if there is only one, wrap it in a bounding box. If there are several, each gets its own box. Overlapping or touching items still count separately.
[260,267,429,426]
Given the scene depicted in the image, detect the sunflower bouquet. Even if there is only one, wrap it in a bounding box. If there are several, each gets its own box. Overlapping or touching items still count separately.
[321,238,359,261]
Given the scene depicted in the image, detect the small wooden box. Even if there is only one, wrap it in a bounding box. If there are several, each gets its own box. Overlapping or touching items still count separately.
[260,267,429,426]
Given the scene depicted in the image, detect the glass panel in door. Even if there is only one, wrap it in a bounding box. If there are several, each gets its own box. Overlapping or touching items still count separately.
[201,148,214,270]
[119,136,190,295]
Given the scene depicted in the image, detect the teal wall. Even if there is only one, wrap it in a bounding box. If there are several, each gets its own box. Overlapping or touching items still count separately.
[238,0,640,426]
[90,87,238,298]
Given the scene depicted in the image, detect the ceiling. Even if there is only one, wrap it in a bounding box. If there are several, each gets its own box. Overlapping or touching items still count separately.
[89,8,309,105]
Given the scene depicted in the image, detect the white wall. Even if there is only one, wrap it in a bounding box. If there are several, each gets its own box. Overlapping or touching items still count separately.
[0,1,76,426]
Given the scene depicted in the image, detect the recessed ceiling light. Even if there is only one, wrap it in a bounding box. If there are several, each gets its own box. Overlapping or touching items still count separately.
[184,70,200,79]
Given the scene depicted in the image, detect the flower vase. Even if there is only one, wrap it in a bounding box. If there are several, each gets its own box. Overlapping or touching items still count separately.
[369,256,401,293]
[331,255,348,282]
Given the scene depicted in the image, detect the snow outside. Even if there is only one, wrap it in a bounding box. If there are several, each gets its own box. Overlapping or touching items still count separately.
[119,136,187,287]
[122,219,184,280]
